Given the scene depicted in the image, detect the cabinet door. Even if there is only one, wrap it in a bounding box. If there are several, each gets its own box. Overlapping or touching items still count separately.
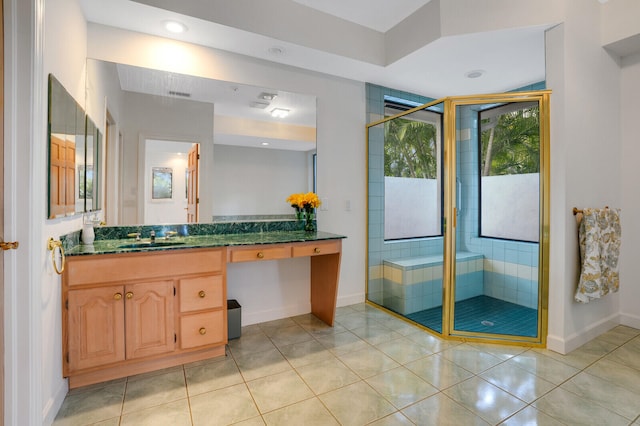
[125,280,175,359]
[68,286,125,371]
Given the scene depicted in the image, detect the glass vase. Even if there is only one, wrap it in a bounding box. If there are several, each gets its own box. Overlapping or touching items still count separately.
[304,209,316,232]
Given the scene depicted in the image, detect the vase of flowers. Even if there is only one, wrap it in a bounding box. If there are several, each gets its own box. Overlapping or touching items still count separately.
[286,192,322,232]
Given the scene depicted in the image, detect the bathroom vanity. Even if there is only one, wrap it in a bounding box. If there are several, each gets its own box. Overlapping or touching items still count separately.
[61,227,344,388]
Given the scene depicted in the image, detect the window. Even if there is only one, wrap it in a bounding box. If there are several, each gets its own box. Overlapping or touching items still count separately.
[479,101,540,242]
[384,102,443,240]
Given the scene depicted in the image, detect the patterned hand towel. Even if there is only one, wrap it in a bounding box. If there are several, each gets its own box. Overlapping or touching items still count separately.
[575,208,621,303]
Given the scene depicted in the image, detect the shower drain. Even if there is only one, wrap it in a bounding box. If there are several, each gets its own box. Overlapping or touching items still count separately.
[481,320,495,327]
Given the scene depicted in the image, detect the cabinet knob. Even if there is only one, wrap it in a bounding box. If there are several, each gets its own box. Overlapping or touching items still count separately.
[198,290,206,298]
[199,327,207,335]
[126,292,134,300]
[114,293,122,301]
[257,252,264,259]
[314,247,321,254]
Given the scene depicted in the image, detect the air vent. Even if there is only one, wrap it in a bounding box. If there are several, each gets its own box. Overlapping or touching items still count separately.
[168,91,191,98]
[250,101,270,109]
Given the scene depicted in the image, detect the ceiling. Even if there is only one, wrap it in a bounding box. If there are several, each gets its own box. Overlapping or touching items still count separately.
[80,0,550,99]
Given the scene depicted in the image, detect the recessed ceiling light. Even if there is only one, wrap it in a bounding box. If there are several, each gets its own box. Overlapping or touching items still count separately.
[465,70,485,79]
[271,108,289,118]
[164,20,187,34]
[258,92,277,101]
[268,46,284,56]
[261,142,270,146]
[250,101,270,109]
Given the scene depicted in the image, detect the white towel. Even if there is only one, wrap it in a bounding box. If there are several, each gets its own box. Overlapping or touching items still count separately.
[575,208,621,303]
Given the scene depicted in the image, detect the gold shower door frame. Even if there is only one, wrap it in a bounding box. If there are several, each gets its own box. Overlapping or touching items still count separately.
[366,90,551,347]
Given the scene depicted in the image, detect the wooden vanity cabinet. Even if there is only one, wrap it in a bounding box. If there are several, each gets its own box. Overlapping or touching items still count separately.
[62,248,227,388]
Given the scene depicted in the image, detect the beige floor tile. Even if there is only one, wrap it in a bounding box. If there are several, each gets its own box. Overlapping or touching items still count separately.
[367,411,415,425]
[185,357,244,396]
[366,366,439,409]
[350,323,402,346]
[595,325,640,346]
[246,370,314,413]
[467,342,527,361]
[480,361,556,403]
[265,324,314,348]
[443,376,526,424]
[120,398,191,426]
[316,330,369,356]
[560,371,640,420]
[338,346,401,379]
[500,405,565,426]
[335,312,382,330]
[90,418,121,426]
[190,383,259,426]
[533,387,630,426]
[440,344,504,374]
[402,393,490,426]
[532,338,618,370]
[278,338,334,368]
[53,382,125,426]
[506,350,580,384]
[231,416,266,425]
[376,336,434,364]
[319,381,396,426]
[228,332,276,357]
[262,397,339,425]
[405,353,474,390]
[233,347,292,381]
[294,357,360,394]
[122,369,187,414]
[585,357,640,394]
[606,337,640,370]
[404,330,460,354]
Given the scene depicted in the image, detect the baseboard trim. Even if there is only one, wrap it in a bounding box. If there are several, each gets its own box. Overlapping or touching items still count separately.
[547,312,620,354]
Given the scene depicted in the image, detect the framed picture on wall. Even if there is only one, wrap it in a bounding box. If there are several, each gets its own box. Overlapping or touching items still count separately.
[152,167,173,199]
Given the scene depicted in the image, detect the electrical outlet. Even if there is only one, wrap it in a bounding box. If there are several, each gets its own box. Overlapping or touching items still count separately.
[320,198,329,211]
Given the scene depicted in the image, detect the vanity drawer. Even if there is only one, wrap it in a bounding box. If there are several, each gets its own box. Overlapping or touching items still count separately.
[292,240,342,258]
[65,248,225,286]
[180,311,225,349]
[228,245,291,263]
[179,275,224,313]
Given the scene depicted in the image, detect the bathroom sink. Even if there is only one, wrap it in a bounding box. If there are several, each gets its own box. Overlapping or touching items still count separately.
[118,241,186,249]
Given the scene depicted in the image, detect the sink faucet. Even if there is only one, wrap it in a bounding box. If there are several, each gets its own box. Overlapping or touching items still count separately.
[165,231,177,240]
[127,232,141,241]
[150,230,156,243]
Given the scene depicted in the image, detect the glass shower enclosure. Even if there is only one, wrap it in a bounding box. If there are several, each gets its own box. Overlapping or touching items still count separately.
[366,91,550,345]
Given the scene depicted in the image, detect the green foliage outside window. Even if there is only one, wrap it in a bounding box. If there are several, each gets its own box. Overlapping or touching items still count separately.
[384,116,438,179]
[480,104,540,176]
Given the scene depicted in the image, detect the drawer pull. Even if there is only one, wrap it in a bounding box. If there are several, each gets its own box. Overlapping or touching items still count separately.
[126,292,134,300]
[199,327,207,335]
[114,293,122,301]
[314,247,321,254]
[198,290,206,298]
[257,252,264,259]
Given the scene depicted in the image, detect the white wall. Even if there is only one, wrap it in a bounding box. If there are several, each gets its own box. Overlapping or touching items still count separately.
[545,3,623,353]
[143,145,189,224]
[40,0,89,423]
[620,53,640,329]
[212,145,310,217]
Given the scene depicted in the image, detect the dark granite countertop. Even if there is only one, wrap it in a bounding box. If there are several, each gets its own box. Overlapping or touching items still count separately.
[65,230,346,256]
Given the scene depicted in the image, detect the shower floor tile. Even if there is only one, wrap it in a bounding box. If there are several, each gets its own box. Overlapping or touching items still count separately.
[406,295,538,337]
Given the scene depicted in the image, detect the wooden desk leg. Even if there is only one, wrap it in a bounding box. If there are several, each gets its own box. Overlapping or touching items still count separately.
[310,251,341,326]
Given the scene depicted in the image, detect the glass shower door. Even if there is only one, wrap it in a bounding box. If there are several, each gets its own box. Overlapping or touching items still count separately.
[449,98,544,341]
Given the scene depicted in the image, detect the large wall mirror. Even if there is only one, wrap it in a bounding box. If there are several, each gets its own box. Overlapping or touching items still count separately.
[85,59,317,226]
[47,75,102,219]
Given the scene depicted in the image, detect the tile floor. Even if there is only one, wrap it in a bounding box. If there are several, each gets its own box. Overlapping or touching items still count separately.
[53,303,640,425]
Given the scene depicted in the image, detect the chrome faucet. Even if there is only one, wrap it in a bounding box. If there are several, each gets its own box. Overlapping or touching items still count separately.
[150,230,156,243]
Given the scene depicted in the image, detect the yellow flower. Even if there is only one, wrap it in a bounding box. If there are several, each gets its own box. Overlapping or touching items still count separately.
[286,192,321,209]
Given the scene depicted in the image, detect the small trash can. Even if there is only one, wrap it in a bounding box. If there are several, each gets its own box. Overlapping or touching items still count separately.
[227,299,241,340]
